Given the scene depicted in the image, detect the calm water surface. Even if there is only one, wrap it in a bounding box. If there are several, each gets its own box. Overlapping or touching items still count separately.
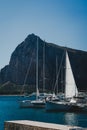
[0,96,87,130]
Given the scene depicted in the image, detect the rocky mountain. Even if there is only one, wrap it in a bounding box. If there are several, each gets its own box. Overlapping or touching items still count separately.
[0,34,87,94]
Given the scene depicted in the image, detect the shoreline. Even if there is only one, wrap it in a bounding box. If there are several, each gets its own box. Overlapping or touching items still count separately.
[0,94,25,96]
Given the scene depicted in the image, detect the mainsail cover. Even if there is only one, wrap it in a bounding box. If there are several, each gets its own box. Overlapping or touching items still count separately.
[65,51,78,98]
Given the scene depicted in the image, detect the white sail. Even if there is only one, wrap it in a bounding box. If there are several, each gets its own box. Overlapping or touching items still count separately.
[65,51,78,98]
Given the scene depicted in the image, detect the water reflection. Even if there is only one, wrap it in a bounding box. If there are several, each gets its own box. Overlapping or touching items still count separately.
[64,113,78,126]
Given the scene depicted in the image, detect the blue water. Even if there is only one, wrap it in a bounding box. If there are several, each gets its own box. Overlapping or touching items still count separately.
[0,96,87,130]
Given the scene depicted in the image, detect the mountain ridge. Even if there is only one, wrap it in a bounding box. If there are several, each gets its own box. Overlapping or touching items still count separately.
[0,33,87,94]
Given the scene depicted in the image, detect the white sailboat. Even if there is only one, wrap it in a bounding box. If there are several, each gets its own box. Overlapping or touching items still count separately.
[46,50,79,111]
[64,52,87,111]
[30,37,45,108]
[20,37,45,108]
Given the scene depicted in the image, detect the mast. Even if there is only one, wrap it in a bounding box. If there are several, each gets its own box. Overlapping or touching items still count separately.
[36,37,39,100]
[54,52,65,93]
[56,56,58,94]
[43,41,45,92]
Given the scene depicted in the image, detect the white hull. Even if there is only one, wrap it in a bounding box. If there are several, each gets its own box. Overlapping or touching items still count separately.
[46,101,71,111]
[20,100,34,108]
[20,99,45,108]
[31,100,45,108]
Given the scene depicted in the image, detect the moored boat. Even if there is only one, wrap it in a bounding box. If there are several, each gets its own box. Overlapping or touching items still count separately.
[46,50,79,112]
[19,37,46,108]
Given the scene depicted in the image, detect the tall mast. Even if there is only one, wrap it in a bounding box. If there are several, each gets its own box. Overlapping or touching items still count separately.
[36,37,39,100]
[56,56,58,94]
[43,41,45,92]
[61,65,63,93]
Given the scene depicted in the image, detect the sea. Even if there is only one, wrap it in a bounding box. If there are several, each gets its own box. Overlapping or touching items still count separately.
[0,95,87,130]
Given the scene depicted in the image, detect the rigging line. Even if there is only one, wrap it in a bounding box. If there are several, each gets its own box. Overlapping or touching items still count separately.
[20,50,35,95]
[53,51,65,92]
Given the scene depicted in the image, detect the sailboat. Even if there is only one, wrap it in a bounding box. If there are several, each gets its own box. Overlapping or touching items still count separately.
[46,50,80,111]
[65,51,87,112]
[29,37,46,108]
[20,37,45,108]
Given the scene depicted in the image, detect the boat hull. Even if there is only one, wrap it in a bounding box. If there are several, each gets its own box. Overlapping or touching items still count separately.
[19,100,34,108]
[70,103,87,112]
[46,101,71,111]
[20,100,45,108]
[46,101,87,112]
[31,101,45,108]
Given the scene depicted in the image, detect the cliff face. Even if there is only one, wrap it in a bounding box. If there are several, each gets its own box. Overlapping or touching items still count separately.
[0,33,87,92]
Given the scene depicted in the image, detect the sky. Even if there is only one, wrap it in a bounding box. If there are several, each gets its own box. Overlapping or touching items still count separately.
[0,0,87,69]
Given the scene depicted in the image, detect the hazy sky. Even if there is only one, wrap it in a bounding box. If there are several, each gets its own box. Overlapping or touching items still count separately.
[0,0,87,69]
